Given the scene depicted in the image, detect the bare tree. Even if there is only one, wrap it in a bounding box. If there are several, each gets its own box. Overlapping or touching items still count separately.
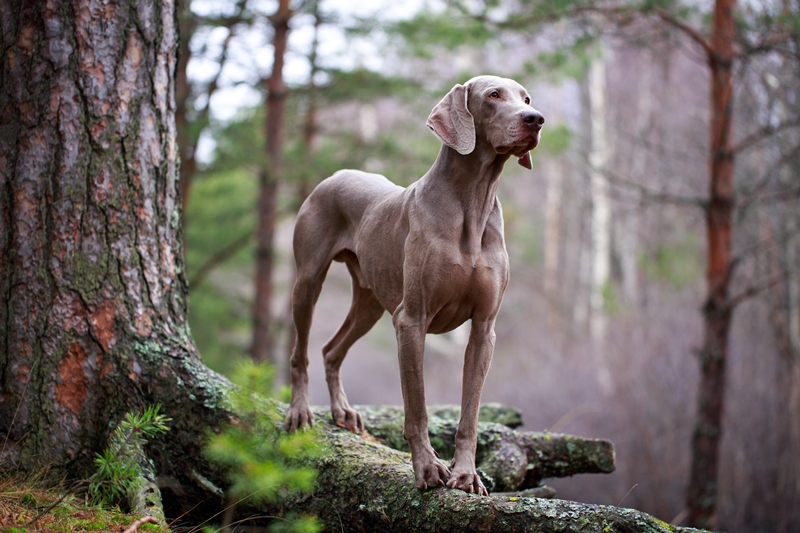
[252,0,291,364]
[588,45,614,393]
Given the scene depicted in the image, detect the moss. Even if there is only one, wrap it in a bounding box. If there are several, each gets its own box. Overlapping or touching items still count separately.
[70,248,110,301]
[0,475,168,533]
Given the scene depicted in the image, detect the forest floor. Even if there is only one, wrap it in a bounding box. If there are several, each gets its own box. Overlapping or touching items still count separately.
[0,475,169,533]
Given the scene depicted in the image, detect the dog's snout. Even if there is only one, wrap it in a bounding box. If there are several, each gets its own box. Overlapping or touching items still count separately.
[522,110,545,129]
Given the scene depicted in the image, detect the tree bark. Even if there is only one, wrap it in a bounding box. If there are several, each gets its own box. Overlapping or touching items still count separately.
[686,0,736,529]
[252,0,291,364]
[0,0,228,482]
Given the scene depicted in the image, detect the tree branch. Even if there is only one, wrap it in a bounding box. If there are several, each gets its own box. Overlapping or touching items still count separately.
[732,117,800,154]
[188,232,253,288]
[122,516,159,533]
[653,8,714,59]
[727,276,781,311]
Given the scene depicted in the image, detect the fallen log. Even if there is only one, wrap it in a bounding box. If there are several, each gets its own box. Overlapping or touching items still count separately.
[266,408,707,533]
[345,404,615,492]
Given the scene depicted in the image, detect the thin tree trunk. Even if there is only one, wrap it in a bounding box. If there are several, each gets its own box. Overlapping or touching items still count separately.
[543,88,564,331]
[588,47,613,394]
[175,0,244,215]
[283,0,321,383]
[175,0,196,213]
[252,0,291,364]
[618,47,653,306]
[686,0,736,528]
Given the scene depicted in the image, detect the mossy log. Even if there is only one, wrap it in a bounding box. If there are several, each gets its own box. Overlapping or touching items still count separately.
[346,404,615,492]
[264,407,706,533]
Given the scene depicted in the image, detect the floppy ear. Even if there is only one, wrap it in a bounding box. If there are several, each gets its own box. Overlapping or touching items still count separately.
[425,83,475,155]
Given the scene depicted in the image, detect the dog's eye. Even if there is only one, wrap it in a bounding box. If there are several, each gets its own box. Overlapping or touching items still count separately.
[489,91,500,99]
[524,97,531,105]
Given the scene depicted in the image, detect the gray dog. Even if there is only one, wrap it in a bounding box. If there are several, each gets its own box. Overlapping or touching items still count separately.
[285,75,544,496]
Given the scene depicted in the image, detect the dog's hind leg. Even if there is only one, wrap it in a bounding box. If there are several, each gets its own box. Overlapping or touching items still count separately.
[284,259,330,431]
[322,253,384,432]
[284,203,340,431]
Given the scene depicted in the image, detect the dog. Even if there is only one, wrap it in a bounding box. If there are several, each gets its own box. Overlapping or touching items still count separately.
[284,75,544,495]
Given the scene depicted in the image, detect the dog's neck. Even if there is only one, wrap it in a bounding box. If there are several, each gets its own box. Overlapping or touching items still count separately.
[420,144,510,256]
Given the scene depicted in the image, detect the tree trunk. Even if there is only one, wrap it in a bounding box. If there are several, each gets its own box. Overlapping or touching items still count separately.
[686,0,736,529]
[617,47,653,306]
[175,0,242,216]
[282,0,321,383]
[252,0,291,364]
[543,85,565,331]
[0,0,227,482]
[588,47,613,394]
[175,0,196,213]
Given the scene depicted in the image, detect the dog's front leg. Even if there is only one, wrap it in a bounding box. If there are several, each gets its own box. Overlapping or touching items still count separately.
[447,318,496,496]
[393,306,450,490]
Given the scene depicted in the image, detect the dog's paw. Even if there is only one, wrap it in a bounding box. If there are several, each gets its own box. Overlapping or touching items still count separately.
[284,405,315,432]
[446,470,489,496]
[332,405,364,433]
[414,459,450,491]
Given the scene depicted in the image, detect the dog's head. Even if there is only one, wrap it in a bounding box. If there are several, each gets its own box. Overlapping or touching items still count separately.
[426,75,544,169]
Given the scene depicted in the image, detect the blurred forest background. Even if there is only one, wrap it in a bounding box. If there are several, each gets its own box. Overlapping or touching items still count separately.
[176,0,800,531]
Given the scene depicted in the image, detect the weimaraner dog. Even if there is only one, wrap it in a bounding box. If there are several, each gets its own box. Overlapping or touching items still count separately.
[285,75,544,496]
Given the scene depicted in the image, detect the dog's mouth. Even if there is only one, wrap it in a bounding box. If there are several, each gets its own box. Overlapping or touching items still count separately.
[494,134,540,170]
[495,134,540,157]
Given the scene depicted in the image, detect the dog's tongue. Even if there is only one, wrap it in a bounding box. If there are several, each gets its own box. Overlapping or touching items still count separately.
[517,152,532,170]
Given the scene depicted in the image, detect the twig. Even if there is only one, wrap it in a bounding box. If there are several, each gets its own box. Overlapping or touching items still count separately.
[2,377,30,460]
[27,480,88,527]
[732,117,800,154]
[653,8,713,59]
[123,515,158,533]
[727,276,781,310]
[617,484,639,507]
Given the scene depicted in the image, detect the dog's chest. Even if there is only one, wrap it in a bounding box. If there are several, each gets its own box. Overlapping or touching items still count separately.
[422,243,508,333]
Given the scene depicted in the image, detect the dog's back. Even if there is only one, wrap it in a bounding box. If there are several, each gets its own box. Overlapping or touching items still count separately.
[293,169,404,273]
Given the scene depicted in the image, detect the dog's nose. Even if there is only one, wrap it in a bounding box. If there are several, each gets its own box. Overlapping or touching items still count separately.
[522,110,545,129]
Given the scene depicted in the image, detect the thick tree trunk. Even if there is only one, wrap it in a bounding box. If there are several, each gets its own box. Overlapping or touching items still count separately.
[686,0,736,529]
[0,0,228,483]
[252,0,291,364]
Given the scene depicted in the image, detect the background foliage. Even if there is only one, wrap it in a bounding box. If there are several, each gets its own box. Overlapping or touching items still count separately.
[180,1,800,531]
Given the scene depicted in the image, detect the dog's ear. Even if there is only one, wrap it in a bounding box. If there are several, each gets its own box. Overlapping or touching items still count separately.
[426,83,475,155]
